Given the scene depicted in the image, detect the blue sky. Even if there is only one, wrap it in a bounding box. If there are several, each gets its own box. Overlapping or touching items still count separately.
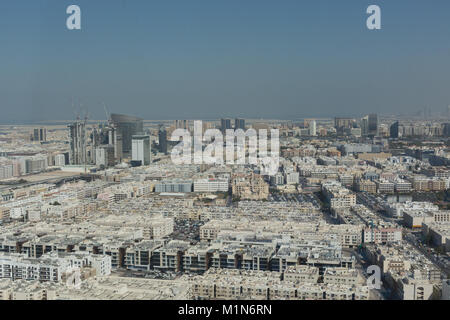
[1,0,450,123]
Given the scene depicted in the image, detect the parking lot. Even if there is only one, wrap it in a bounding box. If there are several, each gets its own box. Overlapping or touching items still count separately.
[268,192,320,207]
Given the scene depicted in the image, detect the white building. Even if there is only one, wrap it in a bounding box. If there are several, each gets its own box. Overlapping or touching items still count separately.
[95,145,115,167]
[194,178,229,193]
[54,154,66,167]
[309,120,317,136]
[131,135,151,166]
[285,172,300,185]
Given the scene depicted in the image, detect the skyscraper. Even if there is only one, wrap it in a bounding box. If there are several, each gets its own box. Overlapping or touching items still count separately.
[221,118,231,134]
[334,118,354,136]
[390,121,399,139]
[110,113,144,158]
[131,135,151,166]
[361,114,378,137]
[234,118,245,130]
[368,114,378,137]
[158,125,168,154]
[68,121,86,165]
[361,116,368,136]
[95,145,115,167]
[33,128,47,142]
[443,123,450,137]
[175,120,189,130]
[309,120,317,136]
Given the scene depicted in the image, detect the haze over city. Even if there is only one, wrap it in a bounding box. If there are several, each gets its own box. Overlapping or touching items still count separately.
[1,0,450,123]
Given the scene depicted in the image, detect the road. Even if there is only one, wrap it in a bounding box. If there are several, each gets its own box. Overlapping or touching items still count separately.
[404,232,450,278]
[343,248,386,300]
[358,192,450,278]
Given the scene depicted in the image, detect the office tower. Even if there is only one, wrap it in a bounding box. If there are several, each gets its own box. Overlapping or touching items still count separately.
[443,123,450,137]
[114,131,123,162]
[68,121,86,165]
[110,113,144,158]
[33,128,47,142]
[390,121,399,139]
[361,114,378,137]
[158,125,168,154]
[368,114,378,137]
[334,118,354,136]
[221,118,231,134]
[234,118,245,130]
[309,120,317,136]
[334,118,354,129]
[95,145,115,167]
[131,135,151,166]
[175,120,189,130]
[361,116,369,136]
[32,129,38,141]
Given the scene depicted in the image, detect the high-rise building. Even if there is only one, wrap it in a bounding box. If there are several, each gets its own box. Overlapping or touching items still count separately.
[390,121,399,139]
[131,135,151,166]
[95,145,115,168]
[334,118,354,129]
[110,114,144,158]
[68,121,86,165]
[234,118,245,130]
[221,119,231,134]
[33,128,47,142]
[361,114,378,137]
[334,118,354,136]
[309,120,317,136]
[443,123,450,137]
[174,120,189,130]
[368,114,378,137]
[361,116,368,136]
[158,125,168,154]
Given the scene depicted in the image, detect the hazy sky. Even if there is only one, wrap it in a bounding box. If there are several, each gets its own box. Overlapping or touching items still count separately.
[1,0,450,123]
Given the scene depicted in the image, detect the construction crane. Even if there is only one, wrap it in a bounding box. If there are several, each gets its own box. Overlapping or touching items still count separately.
[102,102,110,123]
[82,106,89,174]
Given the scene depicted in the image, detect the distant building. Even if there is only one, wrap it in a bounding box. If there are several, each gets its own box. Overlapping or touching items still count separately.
[309,120,317,136]
[54,154,66,166]
[158,125,168,154]
[390,121,399,139]
[155,180,192,193]
[334,118,355,136]
[95,145,115,167]
[221,118,232,134]
[33,128,47,142]
[443,123,450,137]
[232,174,269,200]
[194,178,229,192]
[368,114,378,137]
[68,121,86,165]
[110,113,144,158]
[361,114,378,137]
[234,118,245,130]
[174,120,189,130]
[131,135,151,166]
